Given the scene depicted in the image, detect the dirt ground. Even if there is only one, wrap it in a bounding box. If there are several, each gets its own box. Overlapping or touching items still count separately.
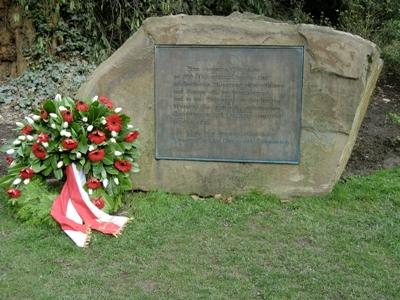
[0,76,399,178]
[343,75,400,177]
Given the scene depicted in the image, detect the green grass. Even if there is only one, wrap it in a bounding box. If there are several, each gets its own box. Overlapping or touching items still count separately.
[1,168,400,299]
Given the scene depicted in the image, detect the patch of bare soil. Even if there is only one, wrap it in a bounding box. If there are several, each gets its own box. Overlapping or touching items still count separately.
[343,75,400,177]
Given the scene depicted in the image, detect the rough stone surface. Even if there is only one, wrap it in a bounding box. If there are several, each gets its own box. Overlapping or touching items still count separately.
[78,14,383,198]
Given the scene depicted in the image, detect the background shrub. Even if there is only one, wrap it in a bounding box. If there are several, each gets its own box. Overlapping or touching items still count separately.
[9,0,400,75]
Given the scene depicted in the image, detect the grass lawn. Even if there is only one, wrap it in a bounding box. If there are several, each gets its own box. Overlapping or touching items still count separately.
[1,167,399,299]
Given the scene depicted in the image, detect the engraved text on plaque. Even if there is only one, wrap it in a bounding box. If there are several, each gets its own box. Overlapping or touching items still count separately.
[155,45,303,163]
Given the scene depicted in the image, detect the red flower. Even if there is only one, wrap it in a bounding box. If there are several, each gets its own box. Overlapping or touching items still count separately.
[106,114,122,132]
[19,167,34,179]
[40,109,48,120]
[99,96,113,109]
[20,125,33,135]
[87,177,102,189]
[88,130,106,144]
[37,132,49,143]
[114,160,132,172]
[76,100,89,112]
[92,197,105,209]
[62,139,78,150]
[32,143,46,159]
[7,188,21,199]
[5,156,13,165]
[88,148,105,162]
[61,110,73,123]
[124,130,139,142]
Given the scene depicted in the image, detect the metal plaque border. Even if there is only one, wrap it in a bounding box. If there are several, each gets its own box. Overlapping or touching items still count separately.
[154,44,304,164]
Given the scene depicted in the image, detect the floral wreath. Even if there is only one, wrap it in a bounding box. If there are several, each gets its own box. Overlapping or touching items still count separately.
[0,94,139,247]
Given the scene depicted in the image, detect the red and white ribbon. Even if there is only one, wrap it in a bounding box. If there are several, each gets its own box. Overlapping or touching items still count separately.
[51,163,130,247]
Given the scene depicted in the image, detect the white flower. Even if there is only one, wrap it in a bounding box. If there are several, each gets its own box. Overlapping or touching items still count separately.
[15,122,24,127]
[18,135,26,141]
[12,178,21,185]
[32,115,41,121]
[87,125,93,132]
[58,147,63,152]
[26,135,33,141]
[82,117,88,122]
[6,149,15,154]
[25,117,34,124]
[13,140,21,145]
[88,189,93,195]
[51,123,56,129]
[110,138,116,143]
[114,107,122,113]
[88,145,95,151]
[57,161,63,168]
[42,142,49,148]
[59,106,67,111]
[102,178,109,188]
[55,94,62,101]
[76,152,82,159]
[23,179,30,185]
[92,95,98,102]
[101,117,107,125]
[63,122,69,128]
[114,151,122,156]
[113,177,119,185]
[50,113,58,118]
[127,124,133,129]
[60,130,71,138]
[111,131,118,137]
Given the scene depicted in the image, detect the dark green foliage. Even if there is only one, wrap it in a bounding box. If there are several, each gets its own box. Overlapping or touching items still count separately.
[0,178,57,226]
[14,0,292,63]
[339,0,400,74]
[11,1,400,75]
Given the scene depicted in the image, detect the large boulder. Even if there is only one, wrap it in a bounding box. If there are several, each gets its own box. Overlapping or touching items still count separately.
[78,14,382,198]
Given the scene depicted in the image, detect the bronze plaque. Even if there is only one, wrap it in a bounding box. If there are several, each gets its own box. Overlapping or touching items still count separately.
[155,45,303,163]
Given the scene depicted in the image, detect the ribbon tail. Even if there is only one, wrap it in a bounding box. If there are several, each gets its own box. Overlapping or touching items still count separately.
[51,179,90,247]
[51,163,131,247]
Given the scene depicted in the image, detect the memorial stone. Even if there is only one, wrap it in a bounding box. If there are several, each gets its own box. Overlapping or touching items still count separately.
[78,13,383,198]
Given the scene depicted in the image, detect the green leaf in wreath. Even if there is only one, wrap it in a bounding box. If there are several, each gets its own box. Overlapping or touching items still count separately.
[32,162,46,173]
[0,174,15,188]
[105,166,119,175]
[7,162,25,174]
[43,100,56,113]
[78,134,88,153]
[120,176,132,191]
[62,155,71,166]
[88,101,99,123]
[43,166,53,176]
[102,156,113,165]
[83,161,91,174]
[54,168,63,180]
[122,142,132,150]
[50,156,57,169]
[92,162,100,175]
[101,167,107,179]
[112,143,124,153]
